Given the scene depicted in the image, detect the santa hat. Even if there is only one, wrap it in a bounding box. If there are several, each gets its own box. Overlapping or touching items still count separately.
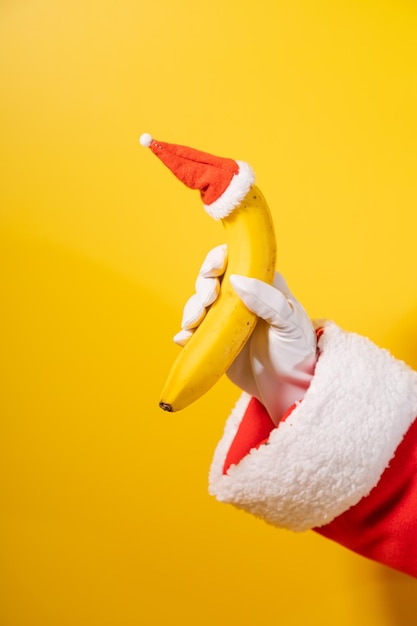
[139,133,255,219]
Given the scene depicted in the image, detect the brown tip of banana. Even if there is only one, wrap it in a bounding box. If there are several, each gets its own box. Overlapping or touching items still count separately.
[159,401,174,412]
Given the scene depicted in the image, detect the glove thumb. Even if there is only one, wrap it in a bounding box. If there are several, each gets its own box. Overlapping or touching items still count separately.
[229,274,294,326]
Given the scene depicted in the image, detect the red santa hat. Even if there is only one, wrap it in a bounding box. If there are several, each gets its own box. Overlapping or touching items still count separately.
[139,133,255,219]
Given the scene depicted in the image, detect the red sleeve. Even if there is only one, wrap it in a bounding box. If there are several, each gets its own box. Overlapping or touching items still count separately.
[315,417,417,578]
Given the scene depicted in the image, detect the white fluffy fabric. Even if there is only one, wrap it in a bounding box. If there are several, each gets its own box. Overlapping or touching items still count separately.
[203,160,255,219]
[209,322,417,531]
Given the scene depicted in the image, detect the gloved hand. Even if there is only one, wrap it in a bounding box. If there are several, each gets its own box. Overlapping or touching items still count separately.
[174,245,317,425]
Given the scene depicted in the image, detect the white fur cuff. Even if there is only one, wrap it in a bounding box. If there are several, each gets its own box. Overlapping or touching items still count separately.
[209,322,417,531]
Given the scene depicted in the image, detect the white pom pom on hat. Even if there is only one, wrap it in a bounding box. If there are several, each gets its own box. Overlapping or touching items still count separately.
[139,132,255,219]
[139,133,153,148]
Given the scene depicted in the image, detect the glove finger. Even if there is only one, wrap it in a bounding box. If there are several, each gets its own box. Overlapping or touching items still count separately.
[273,272,293,297]
[173,328,194,346]
[199,244,227,278]
[181,293,206,329]
[195,274,220,307]
[273,271,304,306]
[229,274,294,326]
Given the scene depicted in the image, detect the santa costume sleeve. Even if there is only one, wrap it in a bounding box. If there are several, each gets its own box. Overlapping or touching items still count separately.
[209,321,417,578]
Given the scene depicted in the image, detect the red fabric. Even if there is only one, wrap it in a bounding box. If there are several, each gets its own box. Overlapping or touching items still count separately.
[223,398,274,473]
[222,398,297,474]
[315,416,417,578]
[149,139,239,205]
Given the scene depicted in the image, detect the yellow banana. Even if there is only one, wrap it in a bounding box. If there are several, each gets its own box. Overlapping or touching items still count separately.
[159,186,277,411]
[139,134,277,411]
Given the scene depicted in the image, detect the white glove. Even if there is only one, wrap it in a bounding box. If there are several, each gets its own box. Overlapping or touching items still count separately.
[174,245,317,425]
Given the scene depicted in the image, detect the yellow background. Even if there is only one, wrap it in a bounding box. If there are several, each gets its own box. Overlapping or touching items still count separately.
[1,0,416,624]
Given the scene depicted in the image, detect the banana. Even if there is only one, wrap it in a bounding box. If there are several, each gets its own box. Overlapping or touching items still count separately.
[140,134,277,411]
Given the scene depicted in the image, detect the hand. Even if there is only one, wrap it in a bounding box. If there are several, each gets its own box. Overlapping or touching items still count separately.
[174,246,317,425]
